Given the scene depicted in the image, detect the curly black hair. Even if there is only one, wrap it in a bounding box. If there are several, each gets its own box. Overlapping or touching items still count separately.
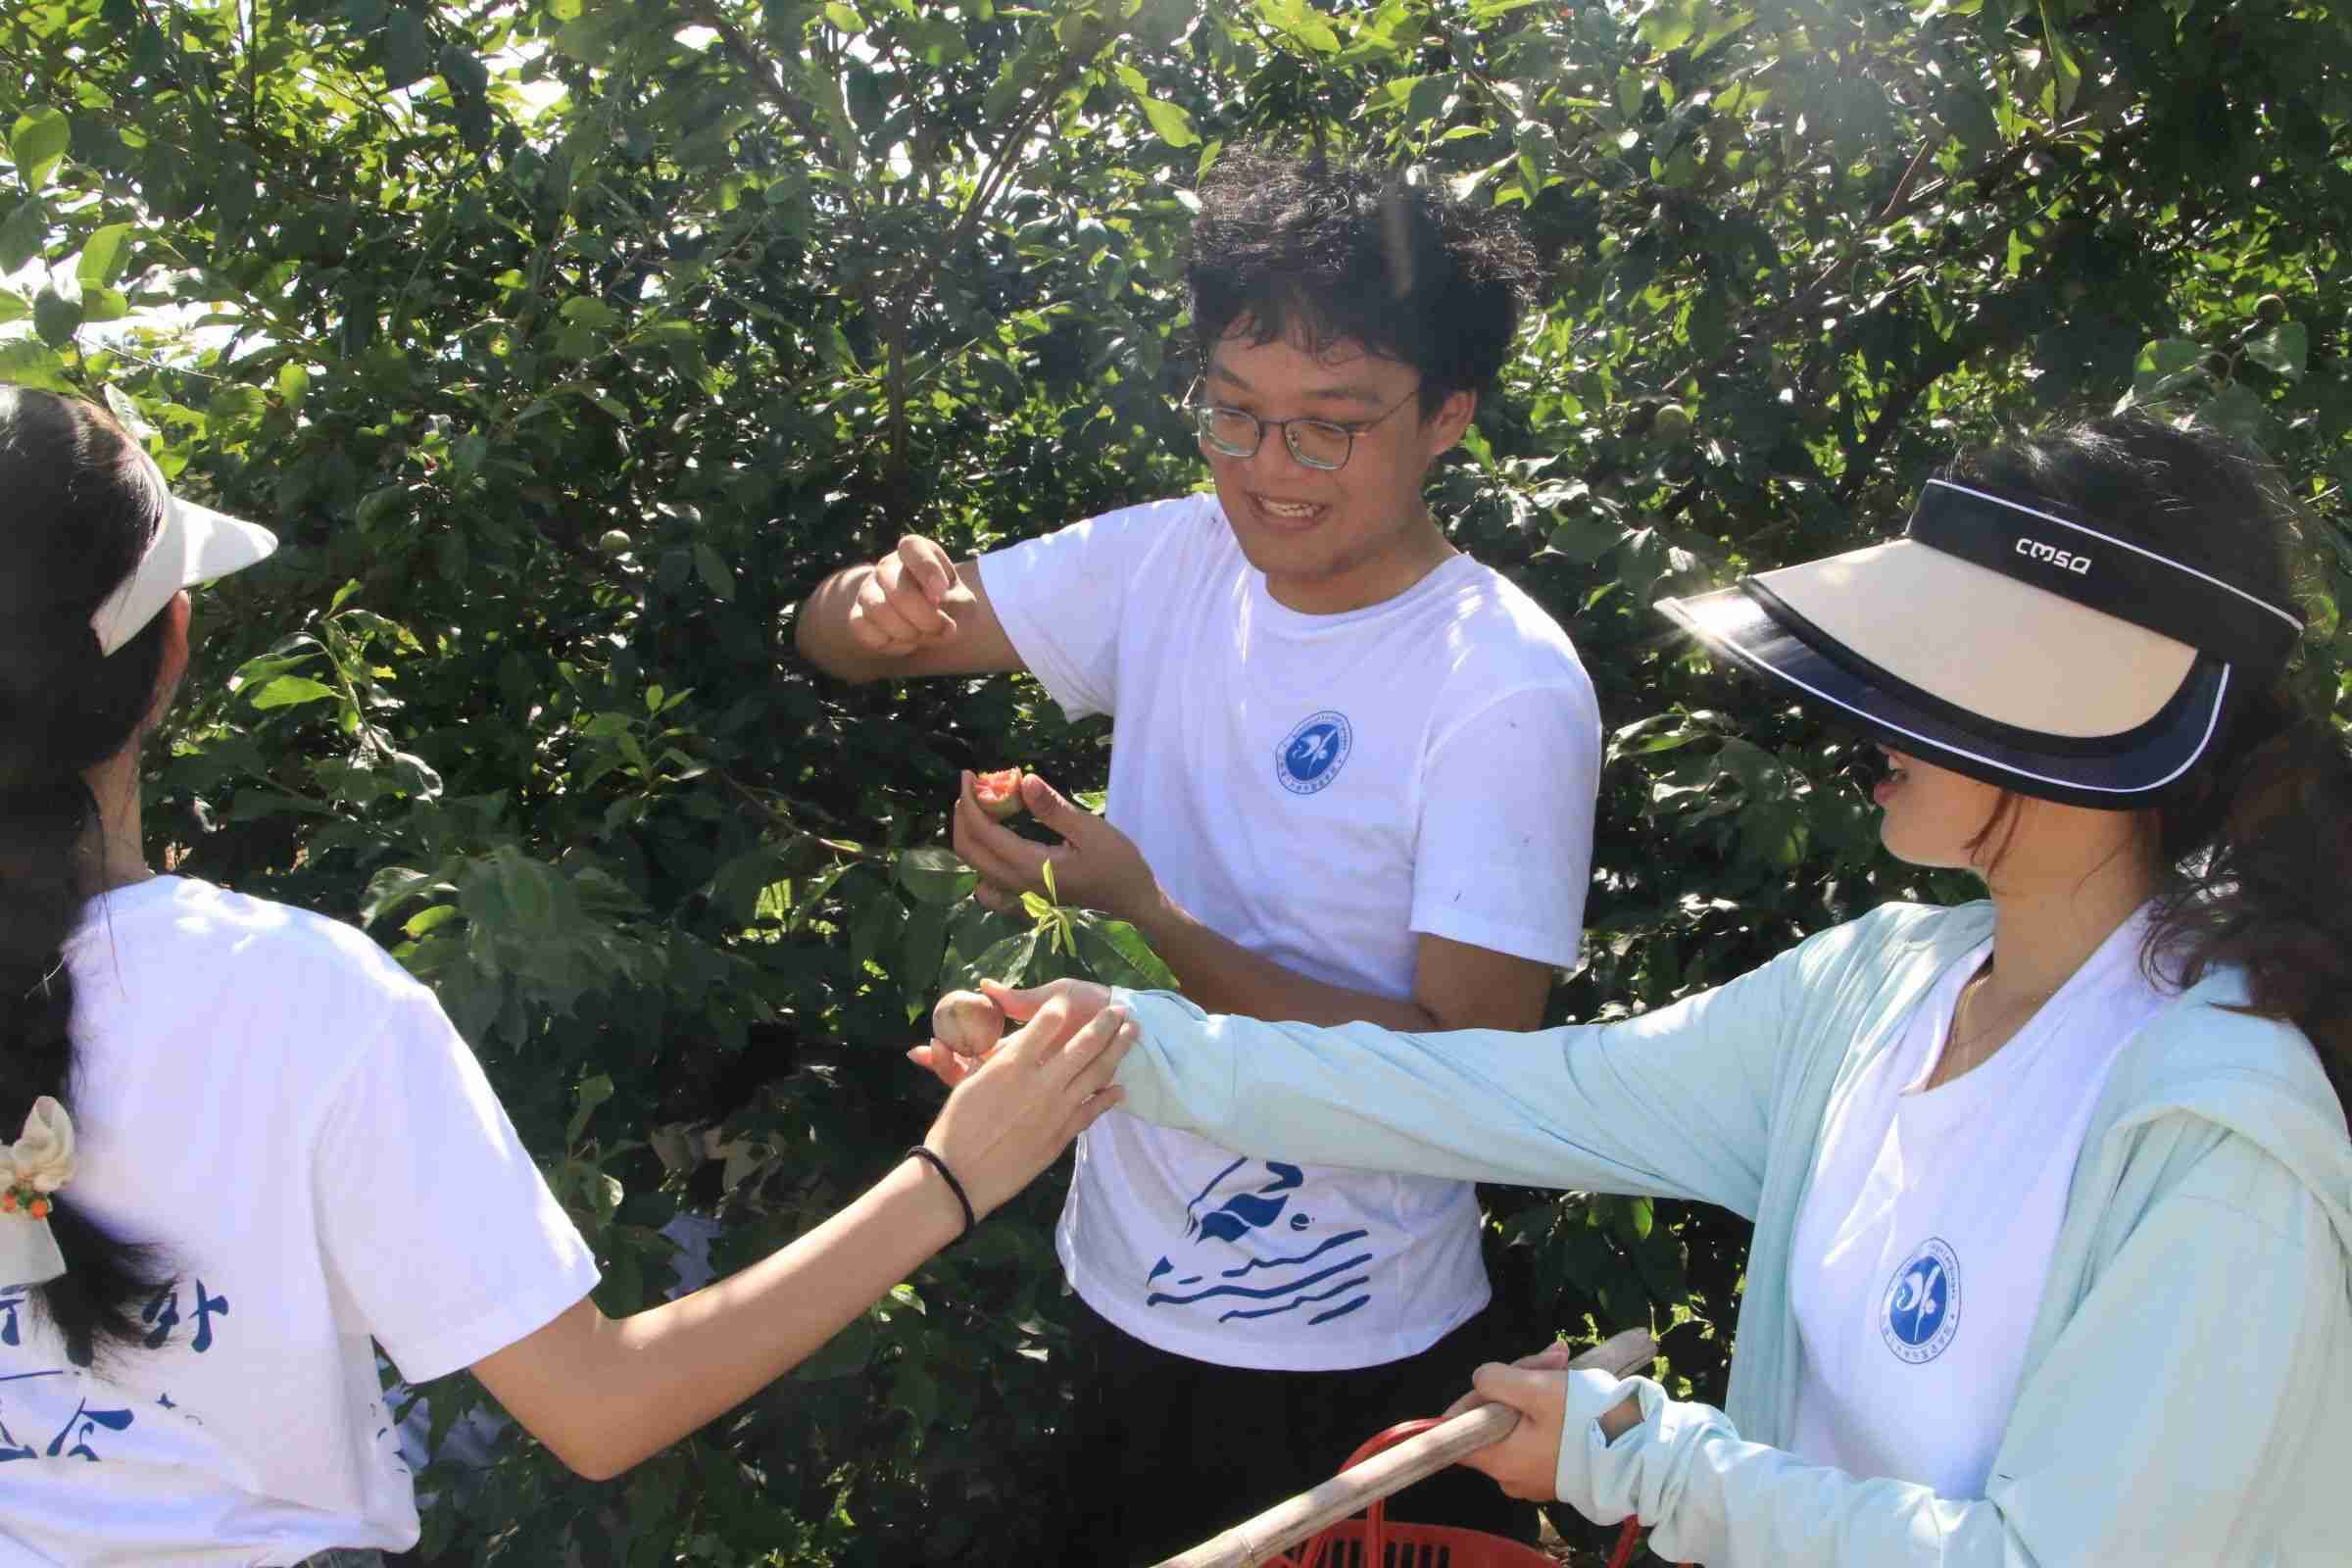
[1184,145,1542,414]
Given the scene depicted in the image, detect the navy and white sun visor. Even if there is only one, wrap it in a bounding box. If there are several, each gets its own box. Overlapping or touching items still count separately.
[1656,478,2305,808]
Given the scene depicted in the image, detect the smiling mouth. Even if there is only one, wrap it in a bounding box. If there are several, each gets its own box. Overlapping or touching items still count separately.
[1253,495,1325,518]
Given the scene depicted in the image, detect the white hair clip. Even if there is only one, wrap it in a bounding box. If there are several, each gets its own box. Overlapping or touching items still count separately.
[0,1097,76,1288]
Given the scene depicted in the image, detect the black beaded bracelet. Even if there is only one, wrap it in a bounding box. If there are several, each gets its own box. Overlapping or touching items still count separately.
[905,1145,976,1245]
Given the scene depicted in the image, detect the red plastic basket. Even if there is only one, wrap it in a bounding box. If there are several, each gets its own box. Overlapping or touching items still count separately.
[1269,1419,1556,1568]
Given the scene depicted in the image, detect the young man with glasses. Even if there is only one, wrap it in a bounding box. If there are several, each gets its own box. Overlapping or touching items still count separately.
[795,147,1601,1560]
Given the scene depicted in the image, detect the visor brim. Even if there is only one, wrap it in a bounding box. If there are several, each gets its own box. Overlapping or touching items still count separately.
[90,453,279,656]
[1657,584,2232,808]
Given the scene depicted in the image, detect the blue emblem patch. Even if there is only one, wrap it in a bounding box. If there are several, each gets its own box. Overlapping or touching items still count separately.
[1881,1238,1961,1364]
[1276,710,1352,796]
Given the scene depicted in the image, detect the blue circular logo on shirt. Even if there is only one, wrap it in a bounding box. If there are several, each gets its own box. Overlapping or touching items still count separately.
[1881,1238,1961,1364]
[1276,711,1352,796]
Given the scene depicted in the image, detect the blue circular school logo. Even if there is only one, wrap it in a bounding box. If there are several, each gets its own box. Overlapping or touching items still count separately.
[1276,711,1352,795]
[1881,1238,1961,1364]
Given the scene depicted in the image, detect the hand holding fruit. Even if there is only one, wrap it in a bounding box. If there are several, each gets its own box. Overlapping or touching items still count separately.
[917,989,1134,1219]
[953,769,1160,923]
[906,988,1006,1089]
[846,535,973,657]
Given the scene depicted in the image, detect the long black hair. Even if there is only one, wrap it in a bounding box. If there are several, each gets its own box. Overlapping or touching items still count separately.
[0,386,177,1365]
[1946,412,2352,1115]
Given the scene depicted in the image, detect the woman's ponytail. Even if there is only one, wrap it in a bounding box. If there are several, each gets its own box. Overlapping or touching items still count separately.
[0,388,178,1365]
[2148,685,2352,1113]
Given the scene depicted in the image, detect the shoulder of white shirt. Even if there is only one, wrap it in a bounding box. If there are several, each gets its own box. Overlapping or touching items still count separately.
[78,874,430,1010]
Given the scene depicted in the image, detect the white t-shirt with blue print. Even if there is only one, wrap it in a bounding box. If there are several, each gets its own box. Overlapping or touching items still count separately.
[1788,906,2170,1497]
[0,877,598,1565]
[980,493,1600,1370]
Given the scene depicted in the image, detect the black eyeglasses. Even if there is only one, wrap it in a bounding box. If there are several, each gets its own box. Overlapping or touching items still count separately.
[1185,381,1422,472]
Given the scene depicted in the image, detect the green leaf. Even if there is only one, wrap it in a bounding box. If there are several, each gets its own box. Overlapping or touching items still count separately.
[378,9,435,87]
[561,296,620,330]
[7,107,70,190]
[1546,514,1624,565]
[1639,0,1709,51]
[1256,0,1341,51]
[1136,94,1200,148]
[692,543,736,601]
[896,846,976,906]
[968,928,1039,985]
[0,201,42,274]
[2131,337,2205,399]
[900,901,950,1014]
[2243,322,2307,381]
[1074,916,1179,991]
[2034,0,2082,117]
[567,1073,614,1144]
[0,339,70,394]
[248,675,340,710]
[846,64,885,130]
[76,223,136,287]
[31,288,79,348]
[2198,382,2267,441]
[823,1,861,30]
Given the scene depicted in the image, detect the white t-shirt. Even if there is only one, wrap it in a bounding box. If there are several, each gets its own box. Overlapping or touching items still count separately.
[981,493,1600,1370]
[1788,907,2170,1497]
[0,877,599,1566]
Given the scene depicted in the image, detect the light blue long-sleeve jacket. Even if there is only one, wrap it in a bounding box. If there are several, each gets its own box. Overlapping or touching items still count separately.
[1111,902,2352,1565]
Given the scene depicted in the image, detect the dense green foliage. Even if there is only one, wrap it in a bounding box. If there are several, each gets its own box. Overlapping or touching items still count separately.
[5,0,2351,1560]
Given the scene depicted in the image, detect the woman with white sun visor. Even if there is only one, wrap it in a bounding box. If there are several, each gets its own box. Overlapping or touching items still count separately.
[980,410,2352,1564]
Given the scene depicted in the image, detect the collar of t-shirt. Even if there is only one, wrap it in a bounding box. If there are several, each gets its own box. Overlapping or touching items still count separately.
[1247,551,1483,638]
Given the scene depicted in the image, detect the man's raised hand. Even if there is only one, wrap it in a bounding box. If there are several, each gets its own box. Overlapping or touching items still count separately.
[847,535,969,657]
[952,769,1159,921]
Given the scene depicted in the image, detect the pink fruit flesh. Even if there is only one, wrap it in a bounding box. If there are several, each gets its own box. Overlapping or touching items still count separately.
[973,768,1024,820]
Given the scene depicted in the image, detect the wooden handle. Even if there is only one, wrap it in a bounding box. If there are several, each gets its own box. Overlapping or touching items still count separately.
[1151,1326,1659,1568]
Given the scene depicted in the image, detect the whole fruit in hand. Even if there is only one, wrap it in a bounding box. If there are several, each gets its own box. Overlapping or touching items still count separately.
[973,768,1026,821]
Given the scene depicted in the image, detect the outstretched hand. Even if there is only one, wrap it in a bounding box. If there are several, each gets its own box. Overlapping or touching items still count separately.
[919,989,1134,1220]
[951,770,1158,922]
[907,979,1115,1089]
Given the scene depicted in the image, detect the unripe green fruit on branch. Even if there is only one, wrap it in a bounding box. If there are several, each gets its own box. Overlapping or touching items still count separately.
[1652,403,1694,443]
[598,529,633,555]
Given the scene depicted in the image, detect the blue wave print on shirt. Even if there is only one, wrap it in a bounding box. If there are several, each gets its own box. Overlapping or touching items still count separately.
[1185,1157,1302,1243]
[1147,1158,1378,1333]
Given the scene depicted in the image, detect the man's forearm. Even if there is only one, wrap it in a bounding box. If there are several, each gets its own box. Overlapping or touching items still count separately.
[1127,889,1441,1031]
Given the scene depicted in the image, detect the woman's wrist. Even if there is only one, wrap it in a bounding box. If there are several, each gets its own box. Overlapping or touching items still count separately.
[904,1145,978,1243]
[1597,1391,1643,1443]
[884,1152,973,1254]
